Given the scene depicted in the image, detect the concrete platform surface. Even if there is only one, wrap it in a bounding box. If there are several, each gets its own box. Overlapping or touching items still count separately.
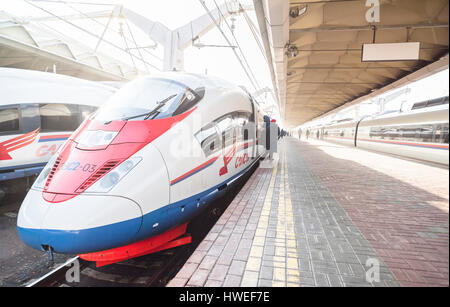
[167,138,449,287]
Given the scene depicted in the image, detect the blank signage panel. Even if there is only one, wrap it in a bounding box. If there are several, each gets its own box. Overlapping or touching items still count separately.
[362,42,420,62]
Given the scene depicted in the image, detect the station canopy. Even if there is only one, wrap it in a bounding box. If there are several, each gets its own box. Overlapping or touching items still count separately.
[256,0,449,127]
[0,10,142,81]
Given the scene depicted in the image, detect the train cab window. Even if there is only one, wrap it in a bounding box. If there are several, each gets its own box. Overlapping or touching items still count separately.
[0,107,20,134]
[94,77,204,122]
[173,87,205,116]
[195,123,221,157]
[39,104,80,132]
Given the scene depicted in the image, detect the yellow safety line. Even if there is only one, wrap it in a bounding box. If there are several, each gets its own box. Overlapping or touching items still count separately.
[272,150,300,286]
[241,147,300,287]
[241,158,278,286]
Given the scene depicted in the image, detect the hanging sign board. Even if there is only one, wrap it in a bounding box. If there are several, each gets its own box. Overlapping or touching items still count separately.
[362,42,420,62]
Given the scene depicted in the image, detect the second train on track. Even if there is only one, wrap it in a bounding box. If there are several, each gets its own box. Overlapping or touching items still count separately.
[304,96,449,165]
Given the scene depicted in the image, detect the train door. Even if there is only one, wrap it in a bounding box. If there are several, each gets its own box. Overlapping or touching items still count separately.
[354,119,364,147]
[194,120,223,200]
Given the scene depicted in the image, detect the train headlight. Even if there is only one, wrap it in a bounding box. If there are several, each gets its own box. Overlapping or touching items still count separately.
[78,130,118,148]
[85,156,142,193]
[33,154,58,190]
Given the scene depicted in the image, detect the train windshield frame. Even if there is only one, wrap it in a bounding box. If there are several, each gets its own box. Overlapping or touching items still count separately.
[94,77,205,122]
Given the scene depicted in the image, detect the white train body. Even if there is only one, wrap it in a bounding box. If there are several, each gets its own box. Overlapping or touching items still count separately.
[17,73,268,256]
[318,99,449,165]
[0,68,116,184]
[357,104,449,165]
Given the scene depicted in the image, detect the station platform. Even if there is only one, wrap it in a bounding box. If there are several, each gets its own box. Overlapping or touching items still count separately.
[167,138,449,287]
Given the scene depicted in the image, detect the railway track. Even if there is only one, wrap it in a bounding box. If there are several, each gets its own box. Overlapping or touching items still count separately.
[25,161,259,287]
[27,246,190,287]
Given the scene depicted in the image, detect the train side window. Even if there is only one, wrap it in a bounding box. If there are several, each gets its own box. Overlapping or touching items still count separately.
[369,127,382,138]
[419,125,434,142]
[442,124,449,144]
[427,97,445,108]
[80,105,97,122]
[195,123,221,157]
[234,118,242,143]
[215,115,235,149]
[243,124,249,141]
[0,107,20,134]
[235,112,250,142]
[434,125,443,143]
[39,104,81,132]
[399,126,417,140]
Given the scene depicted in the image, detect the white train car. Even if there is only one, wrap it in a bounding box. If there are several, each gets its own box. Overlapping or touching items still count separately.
[318,96,449,165]
[322,120,358,147]
[0,68,116,200]
[17,72,268,266]
[357,101,449,165]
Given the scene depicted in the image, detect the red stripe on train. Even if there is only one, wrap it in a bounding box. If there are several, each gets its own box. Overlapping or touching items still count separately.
[170,156,219,185]
[39,134,72,140]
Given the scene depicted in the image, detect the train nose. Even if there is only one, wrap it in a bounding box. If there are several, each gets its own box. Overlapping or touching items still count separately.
[17,189,143,254]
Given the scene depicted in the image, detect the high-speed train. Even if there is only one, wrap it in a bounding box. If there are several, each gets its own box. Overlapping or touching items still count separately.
[17,72,268,266]
[0,68,116,201]
[306,96,449,165]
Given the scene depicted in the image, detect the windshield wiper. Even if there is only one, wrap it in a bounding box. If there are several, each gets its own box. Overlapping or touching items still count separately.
[143,94,178,120]
[121,94,178,121]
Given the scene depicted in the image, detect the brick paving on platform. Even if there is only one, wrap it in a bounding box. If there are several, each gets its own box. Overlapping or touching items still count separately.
[167,138,448,287]
[299,138,449,287]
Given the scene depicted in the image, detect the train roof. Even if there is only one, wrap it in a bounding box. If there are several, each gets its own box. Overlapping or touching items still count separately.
[369,100,448,121]
[138,71,242,92]
[0,68,116,107]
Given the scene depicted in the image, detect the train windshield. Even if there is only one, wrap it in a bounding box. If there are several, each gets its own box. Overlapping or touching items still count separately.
[94,77,204,122]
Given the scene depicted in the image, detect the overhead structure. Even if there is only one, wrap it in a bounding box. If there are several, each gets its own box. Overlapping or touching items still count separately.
[113,2,251,71]
[24,0,252,73]
[254,0,449,127]
[1,0,253,81]
[0,11,136,81]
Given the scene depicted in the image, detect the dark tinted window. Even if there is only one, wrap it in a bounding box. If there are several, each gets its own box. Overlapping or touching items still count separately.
[0,107,20,133]
[435,123,449,144]
[412,96,449,110]
[173,87,205,116]
[443,124,449,144]
[369,124,448,143]
[40,104,80,132]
